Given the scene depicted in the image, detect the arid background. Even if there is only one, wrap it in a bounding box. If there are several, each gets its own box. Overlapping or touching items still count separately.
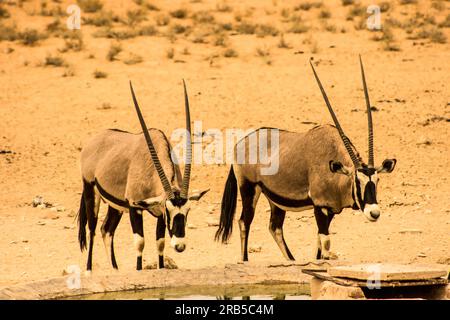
[0,0,449,288]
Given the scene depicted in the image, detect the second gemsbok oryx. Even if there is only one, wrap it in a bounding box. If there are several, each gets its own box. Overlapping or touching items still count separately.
[215,57,397,261]
[78,80,209,271]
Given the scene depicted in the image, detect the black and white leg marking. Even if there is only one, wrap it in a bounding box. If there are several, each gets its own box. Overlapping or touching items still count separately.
[269,202,295,261]
[100,206,123,270]
[313,206,334,260]
[129,208,144,270]
[156,215,165,269]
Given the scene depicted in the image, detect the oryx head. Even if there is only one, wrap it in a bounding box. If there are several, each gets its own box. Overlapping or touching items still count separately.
[130,80,209,252]
[310,56,397,222]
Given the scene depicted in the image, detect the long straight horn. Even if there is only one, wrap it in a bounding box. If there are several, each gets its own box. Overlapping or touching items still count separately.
[180,79,192,199]
[129,81,175,199]
[309,61,361,168]
[359,55,374,167]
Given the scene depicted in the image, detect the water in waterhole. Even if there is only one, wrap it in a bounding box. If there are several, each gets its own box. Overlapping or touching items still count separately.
[68,283,311,300]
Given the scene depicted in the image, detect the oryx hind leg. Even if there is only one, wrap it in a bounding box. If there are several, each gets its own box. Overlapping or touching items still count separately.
[85,181,101,272]
[129,208,144,270]
[238,180,261,262]
[100,206,123,269]
[268,202,295,261]
[313,206,336,260]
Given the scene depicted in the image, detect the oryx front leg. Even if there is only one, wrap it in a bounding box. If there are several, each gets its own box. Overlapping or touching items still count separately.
[313,206,334,260]
[130,208,144,270]
[238,182,260,262]
[156,215,165,269]
[269,203,295,261]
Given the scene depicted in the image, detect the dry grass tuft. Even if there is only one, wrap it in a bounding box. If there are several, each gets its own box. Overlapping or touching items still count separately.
[107,43,122,61]
[44,54,66,67]
[93,70,107,78]
[77,0,103,13]
[223,48,238,58]
[19,29,47,46]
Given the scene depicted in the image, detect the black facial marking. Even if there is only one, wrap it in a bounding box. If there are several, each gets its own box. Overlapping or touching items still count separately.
[364,181,377,204]
[165,208,172,237]
[355,178,364,210]
[170,191,188,207]
[172,214,186,238]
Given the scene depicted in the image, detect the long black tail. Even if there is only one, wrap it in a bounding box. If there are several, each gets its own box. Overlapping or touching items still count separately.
[215,165,238,243]
[77,187,88,251]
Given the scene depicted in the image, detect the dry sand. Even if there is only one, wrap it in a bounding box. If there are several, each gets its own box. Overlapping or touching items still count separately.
[0,0,449,288]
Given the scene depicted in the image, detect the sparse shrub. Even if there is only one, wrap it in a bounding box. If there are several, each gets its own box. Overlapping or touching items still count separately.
[213,33,228,47]
[107,43,122,61]
[438,14,450,28]
[277,34,292,48]
[379,2,391,12]
[216,2,232,12]
[341,0,355,6]
[133,0,159,11]
[346,4,366,20]
[170,24,188,34]
[125,9,147,26]
[256,47,270,57]
[431,1,445,11]
[182,47,190,55]
[256,24,279,37]
[44,54,66,67]
[166,48,174,59]
[60,33,83,52]
[77,0,103,13]
[218,23,233,31]
[46,19,64,33]
[235,21,256,34]
[295,2,322,11]
[93,70,107,78]
[319,9,331,19]
[0,5,10,18]
[223,48,238,58]
[324,23,337,33]
[138,24,157,36]
[83,10,115,27]
[0,23,18,41]
[430,29,447,43]
[400,0,417,5]
[280,8,291,21]
[192,11,215,24]
[93,27,137,40]
[170,9,188,19]
[19,29,46,46]
[289,21,309,33]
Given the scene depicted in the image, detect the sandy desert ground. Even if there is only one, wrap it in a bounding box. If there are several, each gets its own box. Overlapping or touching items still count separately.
[0,0,449,288]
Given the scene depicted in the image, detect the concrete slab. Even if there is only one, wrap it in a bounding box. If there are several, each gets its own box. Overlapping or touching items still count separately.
[329,263,448,281]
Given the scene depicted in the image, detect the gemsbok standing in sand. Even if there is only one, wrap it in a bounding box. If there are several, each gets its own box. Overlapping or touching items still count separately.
[78,80,209,271]
[215,57,396,261]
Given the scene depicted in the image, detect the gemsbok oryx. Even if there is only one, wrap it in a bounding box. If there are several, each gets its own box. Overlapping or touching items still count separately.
[215,57,397,261]
[77,80,209,271]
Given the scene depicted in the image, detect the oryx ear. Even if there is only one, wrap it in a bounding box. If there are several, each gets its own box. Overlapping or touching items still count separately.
[134,195,165,209]
[329,160,351,176]
[189,188,210,201]
[377,158,396,173]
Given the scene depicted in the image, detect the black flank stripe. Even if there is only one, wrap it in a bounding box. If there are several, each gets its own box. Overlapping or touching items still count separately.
[258,182,313,208]
[95,178,130,209]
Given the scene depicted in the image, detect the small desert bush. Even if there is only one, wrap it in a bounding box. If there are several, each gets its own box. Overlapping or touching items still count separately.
[93,27,136,40]
[324,22,337,33]
[295,2,322,11]
[125,9,147,26]
[341,0,355,6]
[289,21,309,33]
[400,0,417,5]
[429,29,447,43]
[438,14,450,28]
[19,29,47,46]
[223,48,238,58]
[256,47,270,57]
[213,33,228,47]
[60,33,84,52]
[379,2,391,12]
[431,1,445,11]
[107,43,122,61]
[346,4,366,20]
[319,9,331,19]
[170,8,188,19]
[170,24,189,35]
[77,0,103,13]
[82,10,116,27]
[277,34,292,48]
[216,2,232,12]
[256,24,279,37]
[93,70,107,78]
[166,48,175,59]
[0,23,18,41]
[0,5,10,19]
[44,54,66,67]
[138,24,158,36]
[133,0,159,11]
[192,11,215,24]
[235,21,256,34]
